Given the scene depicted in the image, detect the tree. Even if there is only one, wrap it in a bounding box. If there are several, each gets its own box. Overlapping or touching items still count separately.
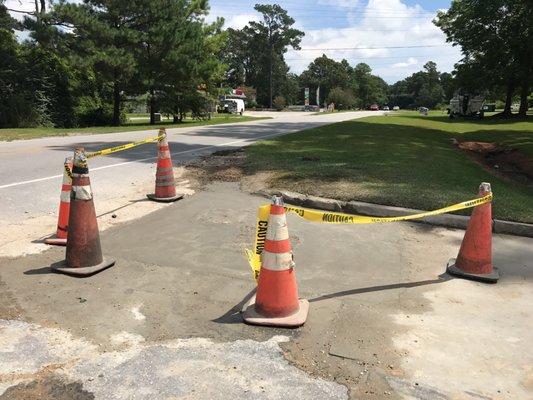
[326,87,356,110]
[435,0,532,117]
[283,73,300,105]
[129,0,216,124]
[55,0,139,125]
[159,17,227,120]
[0,0,22,127]
[224,4,303,108]
[299,55,351,106]
[353,63,388,108]
[1,1,83,128]
[388,61,447,108]
[439,72,455,101]
[222,28,251,88]
[251,4,303,108]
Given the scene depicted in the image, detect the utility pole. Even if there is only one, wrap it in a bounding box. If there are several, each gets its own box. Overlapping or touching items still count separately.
[269,39,273,109]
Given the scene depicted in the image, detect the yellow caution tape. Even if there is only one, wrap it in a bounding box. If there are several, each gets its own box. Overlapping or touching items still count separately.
[246,205,270,283]
[63,134,164,177]
[245,194,492,283]
[283,194,492,224]
[86,134,164,159]
[64,162,73,181]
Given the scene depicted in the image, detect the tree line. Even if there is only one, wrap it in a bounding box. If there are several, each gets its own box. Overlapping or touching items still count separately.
[0,0,530,129]
[1,0,225,128]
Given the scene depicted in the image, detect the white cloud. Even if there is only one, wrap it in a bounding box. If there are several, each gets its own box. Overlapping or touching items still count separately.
[317,0,363,8]
[284,0,462,83]
[392,57,418,68]
[206,3,259,30]
[223,13,259,30]
[5,0,35,21]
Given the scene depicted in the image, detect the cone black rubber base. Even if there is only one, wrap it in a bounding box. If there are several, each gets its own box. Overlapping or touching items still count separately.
[51,258,115,277]
[446,258,499,283]
[146,193,184,203]
[43,236,67,246]
[242,295,309,328]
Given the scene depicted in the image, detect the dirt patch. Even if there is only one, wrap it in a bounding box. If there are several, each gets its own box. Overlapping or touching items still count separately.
[0,376,94,400]
[457,141,533,186]
[184,149,271,193]
[185,149,246,187]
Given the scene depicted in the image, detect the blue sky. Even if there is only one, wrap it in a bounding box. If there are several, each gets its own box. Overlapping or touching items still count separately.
[7,0,462,83]
[208,0,462,83]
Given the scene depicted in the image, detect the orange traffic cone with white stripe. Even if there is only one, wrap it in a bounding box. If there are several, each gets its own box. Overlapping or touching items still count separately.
[243,196,309,327]
[446,182,499,283]
[51,148,115,276]
[44,158,72,246]
[147,128,183,202]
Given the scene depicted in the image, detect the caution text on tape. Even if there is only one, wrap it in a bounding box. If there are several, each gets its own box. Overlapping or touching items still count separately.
[245,194,492,282]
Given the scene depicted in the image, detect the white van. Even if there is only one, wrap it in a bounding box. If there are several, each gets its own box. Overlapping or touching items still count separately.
[221,99,245,115]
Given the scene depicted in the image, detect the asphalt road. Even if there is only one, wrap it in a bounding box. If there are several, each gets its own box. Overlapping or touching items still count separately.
[0,111,378,224]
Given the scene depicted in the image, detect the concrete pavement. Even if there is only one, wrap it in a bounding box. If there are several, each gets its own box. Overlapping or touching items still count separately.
[0,111,378,257]
[0,183,531,399]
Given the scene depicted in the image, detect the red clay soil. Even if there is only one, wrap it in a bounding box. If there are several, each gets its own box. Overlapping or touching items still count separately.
[457,141,533,186]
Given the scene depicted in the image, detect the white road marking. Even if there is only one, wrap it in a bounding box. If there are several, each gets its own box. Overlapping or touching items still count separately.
[0,173,64,189]
[0,131,288,190]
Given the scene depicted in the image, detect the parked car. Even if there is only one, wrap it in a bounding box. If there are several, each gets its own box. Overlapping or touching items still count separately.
[393,106,400,111]
[383,106,390,111]
[370,104,379,111]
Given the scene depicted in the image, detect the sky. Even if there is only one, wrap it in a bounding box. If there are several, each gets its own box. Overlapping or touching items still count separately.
[208,0,462,83]
[7,0,462,84]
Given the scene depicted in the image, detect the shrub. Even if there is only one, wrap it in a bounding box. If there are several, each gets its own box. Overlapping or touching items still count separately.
[326,87,356,110]
[273,95,286,110]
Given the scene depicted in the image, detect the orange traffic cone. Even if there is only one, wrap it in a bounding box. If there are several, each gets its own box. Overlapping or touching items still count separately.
[243,196,309,327]
[51,148,115,276]
[446,182,499,283]
[44,158,72,246]
[147,129,183,202]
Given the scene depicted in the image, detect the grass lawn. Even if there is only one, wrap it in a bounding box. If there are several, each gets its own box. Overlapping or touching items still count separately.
[0,114,266,141]
[245,111,533,223]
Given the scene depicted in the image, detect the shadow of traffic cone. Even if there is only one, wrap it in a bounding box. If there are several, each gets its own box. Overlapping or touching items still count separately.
[147,128,183,203]
[446,182,499,283]
[243,196,309,327]
[51,148,115,277]
[44,158,72,246]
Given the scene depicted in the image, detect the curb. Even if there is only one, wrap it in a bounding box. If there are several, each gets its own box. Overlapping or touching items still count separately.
[255,189,533,238]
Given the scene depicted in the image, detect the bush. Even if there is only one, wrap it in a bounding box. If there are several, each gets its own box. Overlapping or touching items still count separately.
[273,95,286,110]
[246,99,258,109]
[326,87,356,110]
[74,96,117,126]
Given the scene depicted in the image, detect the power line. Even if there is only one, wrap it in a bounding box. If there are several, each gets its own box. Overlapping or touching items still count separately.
[285,53,458,61]
[295,45,448,51]
[209,2,441,16]
[215,11,437,20]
